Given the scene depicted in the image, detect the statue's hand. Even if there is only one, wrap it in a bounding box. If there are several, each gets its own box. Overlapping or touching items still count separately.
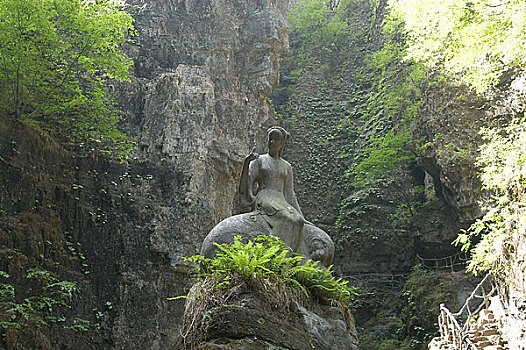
[246,152,259,162]
[245,147,259,163]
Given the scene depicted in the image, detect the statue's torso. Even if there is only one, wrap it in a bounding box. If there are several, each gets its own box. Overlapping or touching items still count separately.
[256,154,289,194]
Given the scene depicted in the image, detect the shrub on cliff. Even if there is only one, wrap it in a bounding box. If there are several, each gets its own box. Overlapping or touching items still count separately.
[455,117,526,287]
[0,0,135,157]
[172,236,358,348]
[0,268,88,349]
[181,235,357,304]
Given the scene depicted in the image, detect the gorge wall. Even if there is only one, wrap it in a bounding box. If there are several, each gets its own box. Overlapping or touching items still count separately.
[273,0,526,348]
[2,0,525,349]
[1,0,291,349]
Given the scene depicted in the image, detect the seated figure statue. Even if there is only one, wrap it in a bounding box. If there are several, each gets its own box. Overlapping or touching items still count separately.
[200,126,334,268]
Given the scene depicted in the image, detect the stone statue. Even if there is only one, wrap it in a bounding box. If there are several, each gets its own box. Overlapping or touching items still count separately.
[200,126,334,267]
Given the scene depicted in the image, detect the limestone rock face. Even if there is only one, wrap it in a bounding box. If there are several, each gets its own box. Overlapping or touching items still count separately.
[106,0,289,348]
[415,72,526,222]
[412,71,526,255]
[0,1,289,349]
[113,0,290,271]
[415,85,487,226]
[179,286,359,350]
[489,293,526,350]
[0,1,359,349]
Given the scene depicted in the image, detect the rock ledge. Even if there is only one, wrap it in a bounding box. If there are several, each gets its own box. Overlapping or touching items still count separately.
[175,281,359,350]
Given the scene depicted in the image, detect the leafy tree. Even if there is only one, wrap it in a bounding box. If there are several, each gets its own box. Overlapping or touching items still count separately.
[389,0,526,92]
[455,117,526,284]
[0,0,135,157]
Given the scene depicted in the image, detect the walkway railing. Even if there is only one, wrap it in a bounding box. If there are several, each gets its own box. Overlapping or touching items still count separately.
[437,273,496,349]
[453,273,496,326]
[342,273,409,288]
[438,304,478,350]
[416,251,470,271]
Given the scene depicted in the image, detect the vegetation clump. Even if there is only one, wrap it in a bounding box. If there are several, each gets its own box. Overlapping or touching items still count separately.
[0,0,135,158]
[389,0,526,93]
[357,265,456,350]
[0,267,87,349]
[455,117,526,287]
[174,235,357,349]
[282,0,426,191]
[205,236,354,300]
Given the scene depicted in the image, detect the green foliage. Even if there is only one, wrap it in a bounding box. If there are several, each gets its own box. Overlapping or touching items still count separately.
[0,0,135,157]
[287,0,350,72]
[400,265,454,349]
[352,129,417,186]
[454,117,526,280]
[186,235,357,303]
[389,0,526,92]
[346,266,453,350]
[288,0,333,32]
[282,0,426,189]
[0,268,86,334]
[279,0,428,263]
[348,9,426,188]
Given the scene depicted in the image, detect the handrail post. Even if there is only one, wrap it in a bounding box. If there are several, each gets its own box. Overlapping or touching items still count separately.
[435,273,496,349]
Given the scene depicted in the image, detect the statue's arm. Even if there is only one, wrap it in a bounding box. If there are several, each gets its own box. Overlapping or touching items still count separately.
[284,165,303,216]
[238,151,259,207]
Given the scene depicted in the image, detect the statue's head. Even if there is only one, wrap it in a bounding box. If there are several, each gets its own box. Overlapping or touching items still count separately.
[267,126,290,157]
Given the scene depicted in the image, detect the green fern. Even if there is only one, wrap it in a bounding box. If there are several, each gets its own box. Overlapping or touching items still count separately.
[180,235,358,303]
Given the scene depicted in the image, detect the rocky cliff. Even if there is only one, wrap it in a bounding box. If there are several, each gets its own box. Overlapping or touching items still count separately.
[1,0,294,349]
[272,0,525,348]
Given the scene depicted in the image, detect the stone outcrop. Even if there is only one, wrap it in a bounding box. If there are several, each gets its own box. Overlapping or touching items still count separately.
[176,282,359,350]
[488,295,526,350]
[90,1,290,348]
[415,71,526,226]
